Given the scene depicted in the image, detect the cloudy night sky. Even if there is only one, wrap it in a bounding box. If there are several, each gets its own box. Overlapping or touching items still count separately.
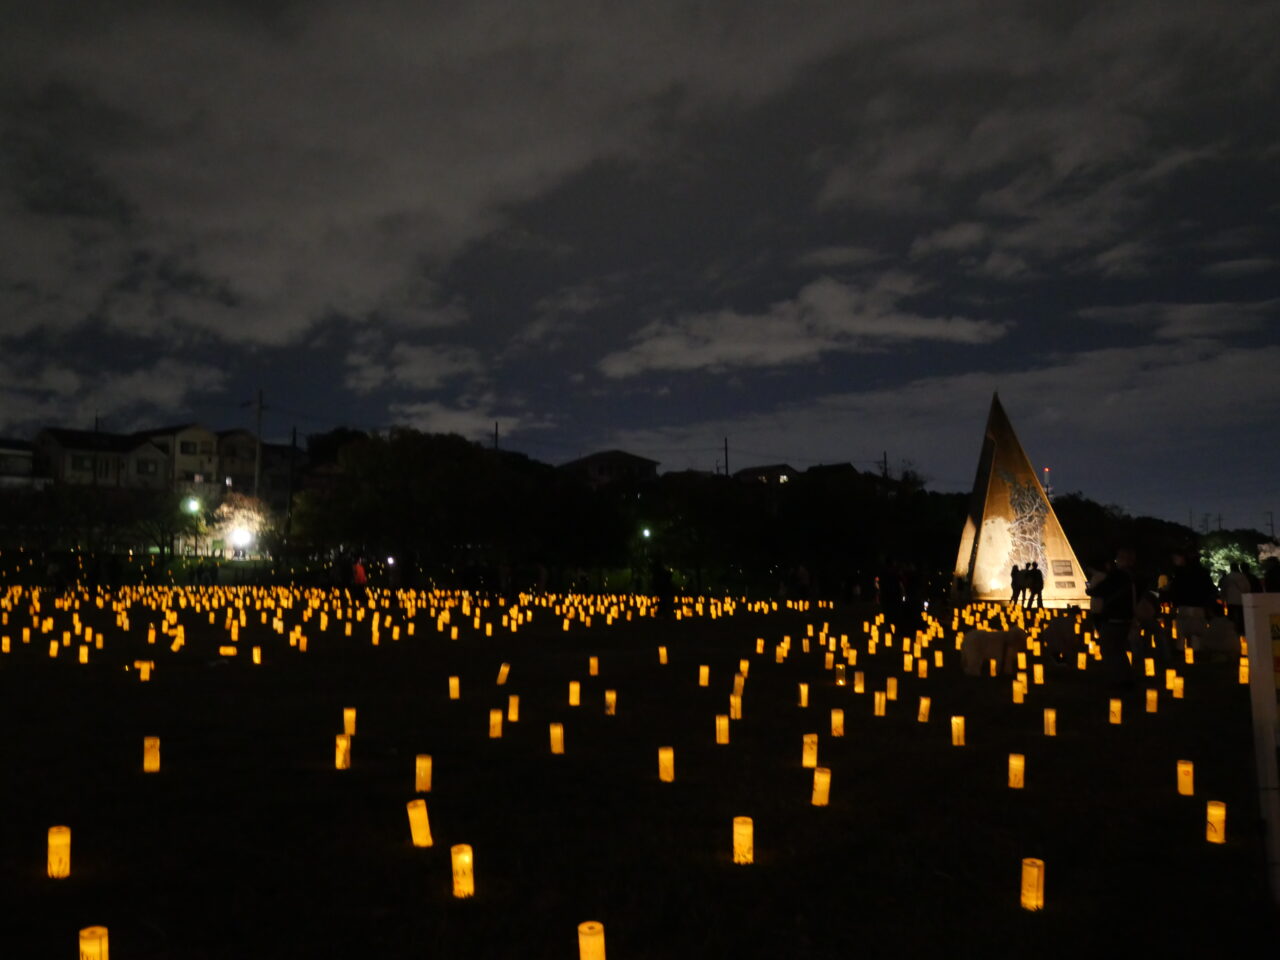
[2,2,1277,529]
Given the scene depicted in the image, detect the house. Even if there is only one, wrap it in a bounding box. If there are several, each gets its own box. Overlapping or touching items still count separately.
[135,424,221,486]
[0,438,37,488]
[217,429,258,493]
[733,463,797,485]
[35,428,170,489]
[559,450,659,489]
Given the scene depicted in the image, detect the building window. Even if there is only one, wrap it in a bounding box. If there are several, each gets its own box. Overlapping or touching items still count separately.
[179,441,197,455]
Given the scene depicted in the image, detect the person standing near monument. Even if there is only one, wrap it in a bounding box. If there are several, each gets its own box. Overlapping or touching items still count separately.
[1010,564,1025,606]
[1025,561,1044,610]
[1087,547,1138,689]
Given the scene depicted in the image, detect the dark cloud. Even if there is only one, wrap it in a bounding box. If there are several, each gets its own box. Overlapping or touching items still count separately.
[0,1,1277,525]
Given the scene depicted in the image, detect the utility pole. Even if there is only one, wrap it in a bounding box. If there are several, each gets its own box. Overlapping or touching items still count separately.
[723,437,729,478]
[1266,511,1275,539]
[1216,513,1223,532]
[880,451,889,479]
[493,421,499,451]
[285,426,297,542]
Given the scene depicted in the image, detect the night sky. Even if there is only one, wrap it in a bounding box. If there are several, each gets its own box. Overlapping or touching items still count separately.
[2,2,1277,528]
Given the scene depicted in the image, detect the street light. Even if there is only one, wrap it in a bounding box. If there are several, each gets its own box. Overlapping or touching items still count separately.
[183,497,200,514]
[642,527,651,539]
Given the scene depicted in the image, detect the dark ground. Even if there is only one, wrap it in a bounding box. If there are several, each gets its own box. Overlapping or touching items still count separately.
[0,589,1275,958]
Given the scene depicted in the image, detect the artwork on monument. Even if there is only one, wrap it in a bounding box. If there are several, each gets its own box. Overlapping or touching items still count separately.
[953,394,1088,606]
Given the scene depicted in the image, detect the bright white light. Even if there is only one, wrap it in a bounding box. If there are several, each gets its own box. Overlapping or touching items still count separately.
[231,527,252,548]
[387,556,396,566]
[184,497,200,514]
[642,528,651,539]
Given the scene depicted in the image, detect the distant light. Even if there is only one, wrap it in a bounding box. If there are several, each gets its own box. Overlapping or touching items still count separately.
[230,528,252,548]
[642,528,651,539]
[779,474,790,484]
[183,497,200,514]
[387,556,396,566]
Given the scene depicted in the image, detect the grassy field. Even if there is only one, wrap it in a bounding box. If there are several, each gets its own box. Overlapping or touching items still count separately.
[0,587,1274,958]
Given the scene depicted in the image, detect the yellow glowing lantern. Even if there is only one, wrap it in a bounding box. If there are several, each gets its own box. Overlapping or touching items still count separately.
[729,693,742,720]
[1020,858,1045,911]
[917,696,931,723]
[1165,667,1176,690]
[335,734,351,769]
[415,754,432,792]
[1145,689,1158,713]
[733,816,754,865]
[143,736,160,773]
[1008,753,1025,789]
[1177,760,1194,796]
[951,716,965,746]
[78,645,88,664]
[550,722,565,754]
[802,733,818,768]
[835,663,846,685]
[343,707,357,736]
[1012,680,1025,704]
[658,645,668,664]
[407,798,433,847]
[873,691,886,717]
[497,662,510,685]
[1173,676,1185,699]
[568,681,581,706]
[1206,801,1226,843]
[886,677,898,701]
[798,682,809,707]
[831,708,845,737]
[854,671,865,694]
[252,646,261,665]
[1032,663,1044,685]
[715,714,730,744]
[578,920,606,960]
[811,766,831,806]
[589,656,599,676]
[604,690,616,715]
[934,649,944,668]
[1108,699,1122,724]
[1076,652,1087,670]
[448,676,460,699]
[1239,659,1249,684]
[917,659,928,679]
[47,825,70,878]
[658,746,675,782]
[508,694,520,722]
[1017,652,1027,670]
[988,659,998,677]
[1184,647,1194,665]
[698,665,709,687]
[1043,708,1056,737]
[489,709,503,738]
[451,843,475,897]
[79,926,109,959]
[1144,657,1155,677]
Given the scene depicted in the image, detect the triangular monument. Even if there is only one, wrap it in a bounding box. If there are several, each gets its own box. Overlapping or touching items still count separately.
[954,394,1088,607]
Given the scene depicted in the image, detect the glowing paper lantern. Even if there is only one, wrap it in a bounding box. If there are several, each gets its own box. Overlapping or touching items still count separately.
[733,816,753,865]
[415,754,432,792]
[835,664,846,685]
[1043,708,1056,737]
[951,716,965,746]
[716,714,730,744]
[344,708,357,736]
[1032,663,1044,685]
[1076,652,1087,671]
[508,695,520,721]
[1173,676,1185,699]
[1146,689,1158,713]
[550,723,565,754]
[406,799,433,847]
[802,733,818,768]
[811,767,831,806]
[47,825,70,878]
[873,691,886,717]
[658,746,675,782]
[917,696,930,723]
[1165,668,1177,691]
[1177,760,1194,796]
[1144,657,1155,677]
[578,920,606,960]
[1012,680,1025,704]
[1239,659,1249,684]
[886,677,898,701]
[589,656,599,676]
[568,681,581,706]
[658,646,668,664]
[1008,753,1025,789]
[604,690,617,715]
[729,694,742,720]
[79,926,109,959]
[830,708,844,737]
[451,843,475,897]
[1108,699,1122,724]
[739,658,750,676]
[448,676,460,700]
[335,734,351,769]
[1206,801,1226,843]
[854,671,865,694]
[489,709,503,738]
[496,663,510,685]
[698,665,709,687]
[143,736,160,773]
[798,683,809,707]
[1020,858,1045,911]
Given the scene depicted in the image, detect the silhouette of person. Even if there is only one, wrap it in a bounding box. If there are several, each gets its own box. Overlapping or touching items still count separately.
[1026,561,1044,610]
[1010,564,1025,606]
